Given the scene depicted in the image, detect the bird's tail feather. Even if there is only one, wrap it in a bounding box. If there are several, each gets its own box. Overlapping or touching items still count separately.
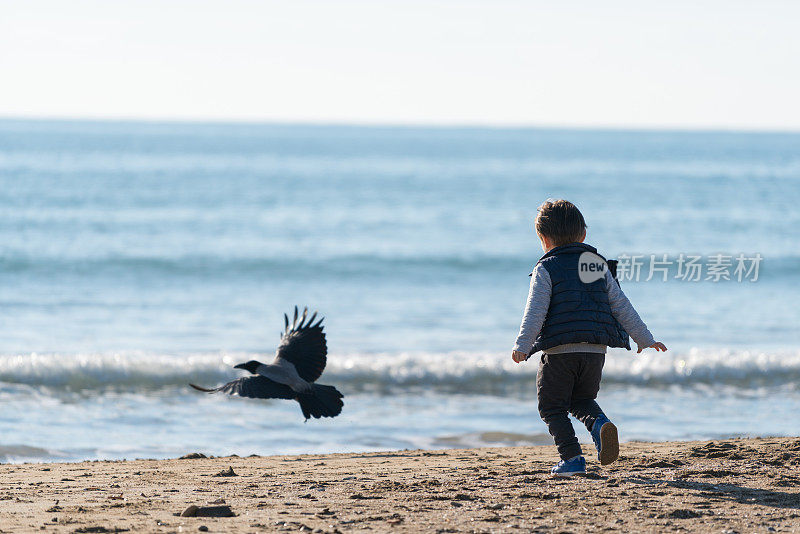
[297,384,344,420]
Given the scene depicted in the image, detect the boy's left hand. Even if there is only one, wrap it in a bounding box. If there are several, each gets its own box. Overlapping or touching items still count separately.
[512,350,528,363]
[637,341,668,353]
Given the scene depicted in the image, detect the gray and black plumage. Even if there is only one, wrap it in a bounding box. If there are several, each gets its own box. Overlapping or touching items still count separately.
[190,307,344,420]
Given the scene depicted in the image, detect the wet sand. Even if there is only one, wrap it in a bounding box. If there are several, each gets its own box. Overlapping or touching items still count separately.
[1,437,799,533]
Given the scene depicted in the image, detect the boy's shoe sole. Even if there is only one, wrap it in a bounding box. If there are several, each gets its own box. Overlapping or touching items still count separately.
[552,470,585,478]
[598,422,619,466]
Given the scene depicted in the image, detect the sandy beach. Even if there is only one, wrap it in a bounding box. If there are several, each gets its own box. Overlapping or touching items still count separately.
[1,437,799,533]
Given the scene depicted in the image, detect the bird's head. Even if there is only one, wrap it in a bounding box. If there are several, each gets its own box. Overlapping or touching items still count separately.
[234,360,261,374]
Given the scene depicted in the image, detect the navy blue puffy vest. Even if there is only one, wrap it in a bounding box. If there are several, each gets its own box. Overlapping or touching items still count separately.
[529,242,630,354]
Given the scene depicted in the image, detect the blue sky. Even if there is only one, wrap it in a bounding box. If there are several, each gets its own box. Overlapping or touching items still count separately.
[1,0,798,130]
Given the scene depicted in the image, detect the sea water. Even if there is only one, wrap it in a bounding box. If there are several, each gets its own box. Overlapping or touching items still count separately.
[1,119,799,462]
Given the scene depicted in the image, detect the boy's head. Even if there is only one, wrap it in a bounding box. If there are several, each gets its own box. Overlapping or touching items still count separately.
[535,199,587,251]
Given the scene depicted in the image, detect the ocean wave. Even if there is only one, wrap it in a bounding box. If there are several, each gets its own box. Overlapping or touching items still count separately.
[0,253,524,278]
[325,349,800,391]
[430,432,553,448]
[0,352,236,390]
[0,251,800,285]
[1,349,799,393]
[0,444,68,463]
[2,254,799,281]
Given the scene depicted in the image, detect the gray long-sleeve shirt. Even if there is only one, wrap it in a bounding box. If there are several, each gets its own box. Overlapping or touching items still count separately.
[513,264,655,356]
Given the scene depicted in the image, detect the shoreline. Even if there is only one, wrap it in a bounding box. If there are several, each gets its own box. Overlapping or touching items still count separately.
[2,437,799,533]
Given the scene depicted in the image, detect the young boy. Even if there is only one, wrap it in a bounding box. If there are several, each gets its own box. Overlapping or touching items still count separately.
[512,199,666,477]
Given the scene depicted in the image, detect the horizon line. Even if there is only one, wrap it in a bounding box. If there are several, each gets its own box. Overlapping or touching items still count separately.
[2,114,800,136]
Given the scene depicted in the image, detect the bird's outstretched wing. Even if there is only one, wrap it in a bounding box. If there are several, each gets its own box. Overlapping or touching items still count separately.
[190,376,295,400]
[273,306,327,383]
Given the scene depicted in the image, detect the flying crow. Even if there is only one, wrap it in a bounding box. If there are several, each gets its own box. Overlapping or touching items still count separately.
[190,307,344,420]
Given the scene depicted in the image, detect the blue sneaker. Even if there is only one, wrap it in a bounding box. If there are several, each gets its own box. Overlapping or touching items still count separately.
[591,414,619,466]
[550,455,586,477]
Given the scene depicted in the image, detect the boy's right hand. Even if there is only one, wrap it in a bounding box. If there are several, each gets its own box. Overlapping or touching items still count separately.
[637,341,668,353]
[512,350,528,363]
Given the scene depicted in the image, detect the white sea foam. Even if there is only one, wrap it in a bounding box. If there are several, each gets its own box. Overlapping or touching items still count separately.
[1,348,798,392]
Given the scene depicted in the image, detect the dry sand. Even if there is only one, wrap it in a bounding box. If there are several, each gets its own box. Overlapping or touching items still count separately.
[2,437,799,533]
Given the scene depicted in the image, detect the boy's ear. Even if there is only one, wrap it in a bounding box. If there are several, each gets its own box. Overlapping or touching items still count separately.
[578,229,586,243]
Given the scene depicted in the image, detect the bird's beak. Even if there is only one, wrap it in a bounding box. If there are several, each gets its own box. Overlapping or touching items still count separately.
[233,363,245,370]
